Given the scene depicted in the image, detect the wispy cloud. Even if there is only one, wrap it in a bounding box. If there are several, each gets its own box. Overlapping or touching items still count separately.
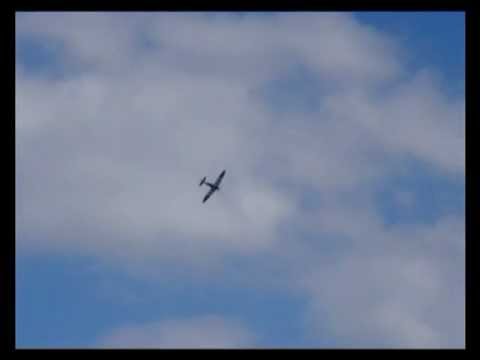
[97,315,255,348]
[301,214,464,348]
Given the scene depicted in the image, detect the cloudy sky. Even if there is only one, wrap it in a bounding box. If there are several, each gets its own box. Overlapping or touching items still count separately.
[15,12,465,348]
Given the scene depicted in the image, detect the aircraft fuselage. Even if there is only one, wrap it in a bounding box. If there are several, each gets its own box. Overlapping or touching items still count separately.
[206,182,219,191]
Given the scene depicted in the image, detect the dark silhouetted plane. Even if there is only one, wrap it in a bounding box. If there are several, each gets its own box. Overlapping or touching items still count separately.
[199,170,226,203]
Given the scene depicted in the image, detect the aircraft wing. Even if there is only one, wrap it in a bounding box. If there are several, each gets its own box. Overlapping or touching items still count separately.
[214,170,226,187]
[203,187,216,203]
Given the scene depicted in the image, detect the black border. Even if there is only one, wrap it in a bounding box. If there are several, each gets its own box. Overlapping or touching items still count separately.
[5,0,475,354]
[465,5,477,354]
[11,0,471,12]
[3,3,15,355]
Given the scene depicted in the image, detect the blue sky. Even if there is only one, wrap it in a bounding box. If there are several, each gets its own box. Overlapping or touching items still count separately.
[16,12,464,348]
[355,12,464,98]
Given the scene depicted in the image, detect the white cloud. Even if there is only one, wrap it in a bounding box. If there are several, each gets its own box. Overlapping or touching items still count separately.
[97,315,255,348]
[322,69,465,175]
[16,12,464,347]
[301,214,465,348]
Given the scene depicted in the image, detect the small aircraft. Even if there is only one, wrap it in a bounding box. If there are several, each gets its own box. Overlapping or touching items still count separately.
[199,169,226,203]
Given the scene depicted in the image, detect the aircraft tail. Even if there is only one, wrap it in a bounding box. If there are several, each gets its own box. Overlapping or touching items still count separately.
[199,177,206,186]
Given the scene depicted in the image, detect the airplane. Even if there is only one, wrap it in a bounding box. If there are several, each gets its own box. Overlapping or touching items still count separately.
[199,169,226,203]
